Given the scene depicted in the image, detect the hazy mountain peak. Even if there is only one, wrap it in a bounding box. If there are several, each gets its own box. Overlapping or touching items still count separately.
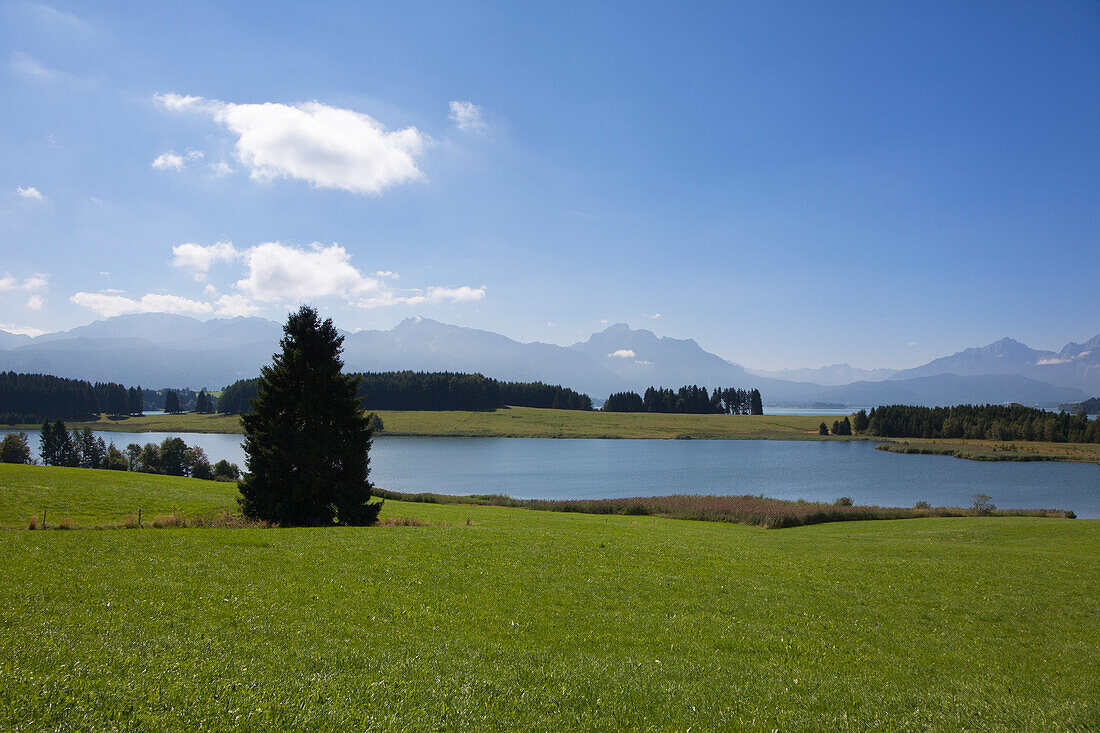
[3,314,1098,404]
[746,363,898,387]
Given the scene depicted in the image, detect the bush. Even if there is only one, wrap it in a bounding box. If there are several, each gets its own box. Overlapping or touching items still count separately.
[0,432,32,464]
[152,514,184,528]
[914,500,931,510]
[212,460,240,481]
[834,497,853,507]
[972,493,996,514]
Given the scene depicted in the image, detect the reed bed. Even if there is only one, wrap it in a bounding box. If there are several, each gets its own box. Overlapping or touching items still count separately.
[372,488,1073,528]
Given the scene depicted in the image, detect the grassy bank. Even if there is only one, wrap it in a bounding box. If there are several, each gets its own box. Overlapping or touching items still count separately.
[6,463,1074,532]
[877,437,1100,464]
[0,469,1097,729]
[0,463,238,528]
[373,488,1074,528]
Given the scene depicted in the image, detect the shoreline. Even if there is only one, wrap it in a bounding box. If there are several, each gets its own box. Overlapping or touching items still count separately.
[5,407,1099,465]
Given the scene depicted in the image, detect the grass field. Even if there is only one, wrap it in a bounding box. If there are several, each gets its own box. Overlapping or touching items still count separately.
[1,465,1098,729]
[0,464,238,528]
[42,408,846,439]
[877,437,1100,464]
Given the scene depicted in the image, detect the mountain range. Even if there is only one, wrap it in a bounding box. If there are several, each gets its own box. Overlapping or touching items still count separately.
[0,314,1094,407]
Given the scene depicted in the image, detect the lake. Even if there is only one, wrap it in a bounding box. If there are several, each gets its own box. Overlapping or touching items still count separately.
[4,429,1098,517]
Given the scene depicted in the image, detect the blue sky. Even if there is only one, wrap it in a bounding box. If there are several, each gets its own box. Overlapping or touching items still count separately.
[2,0,1098,370]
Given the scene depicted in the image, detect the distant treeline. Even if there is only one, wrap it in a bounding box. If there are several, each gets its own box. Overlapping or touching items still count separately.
[866,404,1100,443]
[603,386,763,415]
[0,372,143,424]
[15,419,240,480]
[0,372,221,424]
[219,371,593,415]
[1061,397,1100,415]
[148,387,216,413]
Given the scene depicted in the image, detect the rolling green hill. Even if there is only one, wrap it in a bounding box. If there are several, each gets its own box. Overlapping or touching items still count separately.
[0,465,1097,729]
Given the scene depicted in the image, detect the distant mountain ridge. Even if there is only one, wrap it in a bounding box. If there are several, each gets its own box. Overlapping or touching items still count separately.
[889,336,1100,395]
[0,314,1093,407]
[746,363,898,386]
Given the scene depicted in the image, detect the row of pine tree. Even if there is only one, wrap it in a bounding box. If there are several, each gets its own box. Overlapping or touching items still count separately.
[603,386,764,415]
[219,371,593,415]
[0,372,222,424]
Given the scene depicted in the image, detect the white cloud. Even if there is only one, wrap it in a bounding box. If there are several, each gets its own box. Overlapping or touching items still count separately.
[608,349,636,359]
[236,242,381,302]
[235,242,475,308]
[152,149,203,171]
[26,295,43,310]
[0,273,47,291]
[642,312,661,320]
[10,52,90,88]
[157,93,427,194]
[0,322,46,337]
[234,243,485,309]
[207,160,234,177]
[215,294,260,317]
[70,292,214,318]
[171,241,238,280]
[17,186,45,201]
[11,52,58,83]
[635,360,654,365]
[154,93,206,112]
[364,285,486,308]
[1036,358,1070,365]
[31,4,92,33]
[423,285,486,303]
[449,100,486,132]
[72,240,485,318]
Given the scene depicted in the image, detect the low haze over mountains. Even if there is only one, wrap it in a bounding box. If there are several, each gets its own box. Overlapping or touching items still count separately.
[0,315,1093,407]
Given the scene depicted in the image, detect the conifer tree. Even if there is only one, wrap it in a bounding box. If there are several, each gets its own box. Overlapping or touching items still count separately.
[55,421,78,466]
[749,389,763,415]
[164,390,181,414]
[39,420,58,465]
[238,305,381,526]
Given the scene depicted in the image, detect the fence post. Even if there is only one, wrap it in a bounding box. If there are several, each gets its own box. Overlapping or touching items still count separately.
[138,508,142,528]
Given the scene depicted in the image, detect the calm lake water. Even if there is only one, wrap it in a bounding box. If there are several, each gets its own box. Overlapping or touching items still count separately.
[4,428,1098,518]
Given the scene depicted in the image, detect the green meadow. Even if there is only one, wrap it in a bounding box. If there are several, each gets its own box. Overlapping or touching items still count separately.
[1,464,1098,730]
[49,407,837,439]
[0,463,238,528]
